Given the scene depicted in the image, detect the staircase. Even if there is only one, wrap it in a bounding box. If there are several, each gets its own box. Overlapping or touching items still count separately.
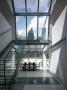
[0,41,26,90]
[0,43,16,90]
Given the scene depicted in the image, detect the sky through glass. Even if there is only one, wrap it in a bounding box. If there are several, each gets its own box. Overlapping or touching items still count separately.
[14,0,51,40]
[14,0,51,13]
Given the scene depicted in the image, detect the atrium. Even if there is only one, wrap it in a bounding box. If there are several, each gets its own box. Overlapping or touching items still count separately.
[0,0,67,90]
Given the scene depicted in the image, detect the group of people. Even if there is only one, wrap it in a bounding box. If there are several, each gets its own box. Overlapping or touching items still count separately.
[20,62,37,71]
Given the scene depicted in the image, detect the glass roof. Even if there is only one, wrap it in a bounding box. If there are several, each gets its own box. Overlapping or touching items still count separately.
[13,0,51,13]
[39,0,50,12]
[14,0,25,13]
[27,0,38,12]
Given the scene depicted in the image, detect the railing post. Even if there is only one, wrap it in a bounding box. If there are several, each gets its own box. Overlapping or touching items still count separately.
[4,56,6,90]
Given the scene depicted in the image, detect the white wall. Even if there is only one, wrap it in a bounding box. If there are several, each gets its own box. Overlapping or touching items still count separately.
[50,6,67,88]
[0,12,12,51]
[50,40,66,82]
[52,6,67,45]
[0,30,12,51]
[0,12,11,34]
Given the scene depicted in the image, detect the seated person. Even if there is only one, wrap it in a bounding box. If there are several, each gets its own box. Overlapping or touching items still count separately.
[33,62,36,71]
[23,62,27,71]
[28,62,31,71]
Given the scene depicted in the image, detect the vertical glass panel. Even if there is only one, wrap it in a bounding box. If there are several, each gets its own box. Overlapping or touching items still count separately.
[27,16,37,40]
[39,0,50,12]
[44,16,49,40]
[14,0,25,13]
[28,45,36,63]
[35,45,43,68]
[6,48,15,69]
[29,45,36,52]
[36,45,43,58]
[23,45,29,64]
[16,16,26,40]
[38,16,46,40]
[24,45,28,52]
[38,16,49,41]
[27,0,38,12]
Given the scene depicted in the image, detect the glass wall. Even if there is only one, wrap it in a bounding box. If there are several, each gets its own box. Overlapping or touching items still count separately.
[16,16,49,41]
[14,0,51,42]
[21,45,43,65]
[16,16,26,40]
[38,16,49,41]
[27,16,37,40]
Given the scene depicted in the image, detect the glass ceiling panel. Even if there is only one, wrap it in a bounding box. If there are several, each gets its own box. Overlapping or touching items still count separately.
[39,0,51,12]
[16,16,26,40]
[27,0,38,12]
[14,0,25,13]
[13,0,51,13]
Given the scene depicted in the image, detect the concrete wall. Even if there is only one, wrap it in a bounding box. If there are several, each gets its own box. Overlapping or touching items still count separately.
[0,0,15,51]
[50,40,66,81]
[50,0,67,25]
[52,6,66,45]
[0,0,15,40]
[6,0,14,13]
[0,12,12,51]
[50,6,67,88]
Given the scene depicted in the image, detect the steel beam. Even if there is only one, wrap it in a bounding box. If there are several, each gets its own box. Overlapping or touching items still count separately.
[14,40,50,45]
[15,12,50,16]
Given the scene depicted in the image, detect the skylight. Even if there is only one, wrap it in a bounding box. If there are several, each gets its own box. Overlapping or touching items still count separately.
[12,0,52,42]
[27,0,38,12]
[13,0,51,13]
[14,0,25,13]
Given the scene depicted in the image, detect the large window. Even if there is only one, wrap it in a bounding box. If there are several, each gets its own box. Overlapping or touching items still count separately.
[27,16,37,40]
[13,0,52,42]
[16,16,26,40]
[38,16,49,41]
[21,45,43,64]
[16,16,49,41]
